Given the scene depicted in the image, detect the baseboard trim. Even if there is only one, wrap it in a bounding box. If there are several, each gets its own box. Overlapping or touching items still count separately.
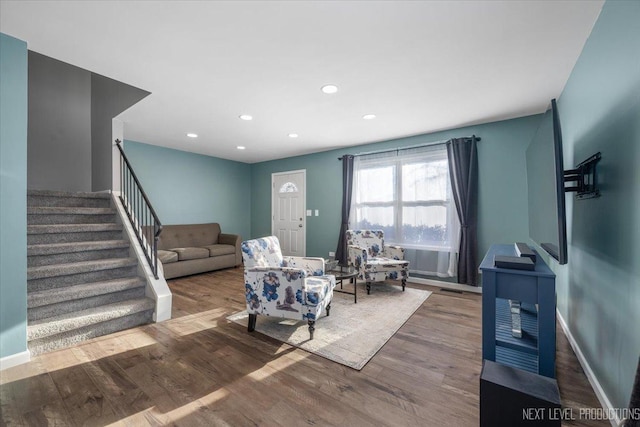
[0,349,31,371]
[556,309,619,427]
[408,276,482,294]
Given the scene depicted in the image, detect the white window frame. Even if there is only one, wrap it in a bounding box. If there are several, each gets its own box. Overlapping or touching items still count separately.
[351,146,459,252]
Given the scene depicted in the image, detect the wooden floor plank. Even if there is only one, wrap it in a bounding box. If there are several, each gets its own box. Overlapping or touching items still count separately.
[0,267,608,426]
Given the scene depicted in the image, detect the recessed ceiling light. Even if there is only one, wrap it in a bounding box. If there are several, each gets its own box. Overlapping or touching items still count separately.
[237,146,246,150]
[362,114,376,120]
[321,84,338,94]
[186,133,198,138]
[239,114,253,121]
[288,133,299,138]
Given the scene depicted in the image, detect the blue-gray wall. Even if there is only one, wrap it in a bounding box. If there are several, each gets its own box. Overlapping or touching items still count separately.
[0,33,28,359]
[553,0,640,410]
[250,115,542,259]
[123,140,251,240]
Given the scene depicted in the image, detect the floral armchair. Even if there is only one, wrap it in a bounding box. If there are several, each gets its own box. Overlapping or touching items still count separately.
[241,236,336,340]
[346,230,409,294]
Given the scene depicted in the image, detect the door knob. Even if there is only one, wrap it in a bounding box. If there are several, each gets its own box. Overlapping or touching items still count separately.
[298,224,303,228]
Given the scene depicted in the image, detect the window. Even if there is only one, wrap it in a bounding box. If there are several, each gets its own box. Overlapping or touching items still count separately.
[279,182,298,193]
[350,145,460,252]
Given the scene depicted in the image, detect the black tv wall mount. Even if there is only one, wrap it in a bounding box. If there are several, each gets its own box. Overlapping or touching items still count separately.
[564,152,601,199]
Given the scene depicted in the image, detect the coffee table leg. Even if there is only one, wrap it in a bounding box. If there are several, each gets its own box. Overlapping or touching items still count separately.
[354,277,357,303]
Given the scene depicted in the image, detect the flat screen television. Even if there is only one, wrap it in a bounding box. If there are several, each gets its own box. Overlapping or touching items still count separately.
[525,99,568,264]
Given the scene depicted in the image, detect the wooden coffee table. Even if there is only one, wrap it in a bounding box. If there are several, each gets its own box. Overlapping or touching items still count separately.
[326,265,358,303]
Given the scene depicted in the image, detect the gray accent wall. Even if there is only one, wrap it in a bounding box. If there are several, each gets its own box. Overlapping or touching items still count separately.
[28,51,92,191]
[91,74,149,191]
[27,51,149,192]
[553,0,640,410]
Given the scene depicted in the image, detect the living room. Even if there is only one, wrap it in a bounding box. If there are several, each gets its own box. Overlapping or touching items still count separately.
[1,1,639,425]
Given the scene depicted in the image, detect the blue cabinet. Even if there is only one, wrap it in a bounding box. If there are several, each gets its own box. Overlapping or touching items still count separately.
[480,244,556,378]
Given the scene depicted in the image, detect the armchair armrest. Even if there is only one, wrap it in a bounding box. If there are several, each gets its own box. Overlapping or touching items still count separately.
[282,256,325,276]
[244,266,308,313]
[348,244,367,269]
[383,245,405,260]
[243,266,334,316]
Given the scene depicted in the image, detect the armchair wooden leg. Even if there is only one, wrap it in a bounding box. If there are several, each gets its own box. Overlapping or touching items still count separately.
[308,320,315,340]
[366,282,371,295]
[326,302,331,317]
[401,277,406,291]
[248,313,257,332]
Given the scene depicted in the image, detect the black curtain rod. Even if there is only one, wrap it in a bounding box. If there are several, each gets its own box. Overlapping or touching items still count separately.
[338,135,480,160]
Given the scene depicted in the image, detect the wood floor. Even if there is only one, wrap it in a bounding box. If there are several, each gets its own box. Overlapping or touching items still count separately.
[1,267,607,426]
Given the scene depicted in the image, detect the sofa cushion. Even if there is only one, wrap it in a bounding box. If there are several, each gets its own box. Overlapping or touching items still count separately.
[157,223,221,250]
[170,247,210,261]
[158,250,178,264]
[204,244,236,257]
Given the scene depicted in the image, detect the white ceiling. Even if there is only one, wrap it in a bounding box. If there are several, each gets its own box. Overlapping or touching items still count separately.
[1,0,603,163]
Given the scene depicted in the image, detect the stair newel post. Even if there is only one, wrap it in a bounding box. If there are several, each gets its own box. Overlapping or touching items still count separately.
[154,223,162,278]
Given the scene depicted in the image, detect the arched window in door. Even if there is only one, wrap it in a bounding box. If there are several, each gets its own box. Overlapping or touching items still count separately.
[279,182,299,193]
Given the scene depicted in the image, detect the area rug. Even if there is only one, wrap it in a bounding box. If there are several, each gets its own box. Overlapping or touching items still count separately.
[227,284,431,370]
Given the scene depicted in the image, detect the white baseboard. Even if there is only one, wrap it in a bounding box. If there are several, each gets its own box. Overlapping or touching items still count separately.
[0,349,31,371]
[556,309,620,427]
[408,276,482,294]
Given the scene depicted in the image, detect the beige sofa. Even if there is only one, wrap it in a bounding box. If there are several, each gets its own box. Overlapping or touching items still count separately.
[156,223,241,279]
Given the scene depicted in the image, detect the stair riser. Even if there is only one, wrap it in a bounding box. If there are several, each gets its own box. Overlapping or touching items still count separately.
[28,230,123,245]
[28,287,146,321]
[28,247,131,267]
[28,310,153,356]
[28,213,117,225]
[28,266,138,291]
[27,195,111,208]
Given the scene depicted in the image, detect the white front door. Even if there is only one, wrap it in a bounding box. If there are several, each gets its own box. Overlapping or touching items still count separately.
[272,170,306,256]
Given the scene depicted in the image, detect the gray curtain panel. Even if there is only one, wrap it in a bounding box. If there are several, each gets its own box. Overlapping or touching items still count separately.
[335,155,354,265]
[447,136,479,286]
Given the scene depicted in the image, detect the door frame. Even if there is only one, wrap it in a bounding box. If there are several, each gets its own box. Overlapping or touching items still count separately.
[271,169,306,256]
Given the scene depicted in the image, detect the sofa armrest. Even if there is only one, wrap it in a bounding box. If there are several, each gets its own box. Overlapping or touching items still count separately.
[220,233,242,266]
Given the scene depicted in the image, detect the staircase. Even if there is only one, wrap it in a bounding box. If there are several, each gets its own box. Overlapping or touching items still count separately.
[27,190,155,355]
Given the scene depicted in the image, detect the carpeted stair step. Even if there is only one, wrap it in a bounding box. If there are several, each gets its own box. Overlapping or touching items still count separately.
[24,189,157,356]
[27,206,117,225]
[28,277,147,321]
[28,240,131,267]
[28,258,139,291]
[27,223,123,244]
[28,298,155,340]
[27,299,155,355]
[27,189,111,208]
